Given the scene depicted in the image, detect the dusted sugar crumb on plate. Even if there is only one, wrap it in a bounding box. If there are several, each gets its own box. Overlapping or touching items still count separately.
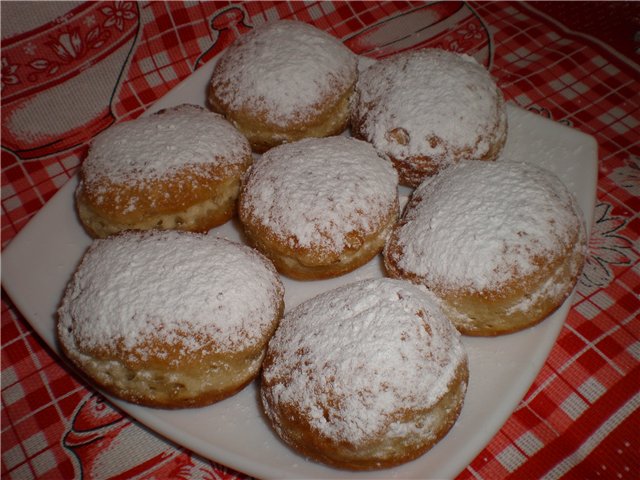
[208,20,358,153]
[384,160,588,336]
[57,230,284,408]
[75,104,252,238]
[260,278,468,470]
[238,136,399,279]
[351,48,507,187]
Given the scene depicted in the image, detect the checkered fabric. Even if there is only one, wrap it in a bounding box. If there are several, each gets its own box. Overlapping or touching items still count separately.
[2,2,638,479]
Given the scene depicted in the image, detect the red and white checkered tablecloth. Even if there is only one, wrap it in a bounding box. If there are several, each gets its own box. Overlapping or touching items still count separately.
[2,2,638,479]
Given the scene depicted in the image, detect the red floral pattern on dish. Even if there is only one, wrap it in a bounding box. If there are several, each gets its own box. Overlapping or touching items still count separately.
[1,1,138,104]
[580,202,636,292]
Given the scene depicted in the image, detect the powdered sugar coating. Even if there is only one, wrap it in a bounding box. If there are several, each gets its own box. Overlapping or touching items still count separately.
[240,136,398,253]
[261,278,467,445]
[387,161,586,292]
[210,20,357,125]
[57,231,283,364]
[353,49,506,168]
[81,104,251,187]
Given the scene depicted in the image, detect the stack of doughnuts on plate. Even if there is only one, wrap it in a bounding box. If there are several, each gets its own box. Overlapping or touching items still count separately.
[60,18,588,471]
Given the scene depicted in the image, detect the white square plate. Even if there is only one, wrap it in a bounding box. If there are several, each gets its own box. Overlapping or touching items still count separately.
[2,57,597,479]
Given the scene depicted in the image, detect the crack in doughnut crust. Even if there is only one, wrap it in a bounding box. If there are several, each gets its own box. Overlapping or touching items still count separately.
[351,48,507,187]
[238,136,399,280]
[208,20,357,153]
[384,160,588,336]
[261,278,468,470]
[76,104,252,238]
[57,231,284,408]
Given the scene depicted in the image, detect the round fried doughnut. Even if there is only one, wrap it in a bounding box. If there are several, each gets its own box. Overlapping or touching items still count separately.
[57,230,284,408]
[351,49,507,187]
[260,278,468,470]
[76,104,252,238]
[238,136,399,280]
[208,20,357,153]
[384,161,587,336]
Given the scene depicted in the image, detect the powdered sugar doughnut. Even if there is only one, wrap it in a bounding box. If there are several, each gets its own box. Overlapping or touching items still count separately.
[261,278,468,470]
[238,136,399,279]
[352,49,507,187]
[76,104,252,238]
[208,20,357,153]
[384,161,587,335]
[57,230,284,408]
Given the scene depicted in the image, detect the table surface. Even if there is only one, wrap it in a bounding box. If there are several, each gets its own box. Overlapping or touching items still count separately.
[1,2,638,479]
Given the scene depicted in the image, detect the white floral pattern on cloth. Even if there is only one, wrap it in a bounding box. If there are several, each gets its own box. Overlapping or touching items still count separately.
[579,202,637,293]
[609,155,640,197]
